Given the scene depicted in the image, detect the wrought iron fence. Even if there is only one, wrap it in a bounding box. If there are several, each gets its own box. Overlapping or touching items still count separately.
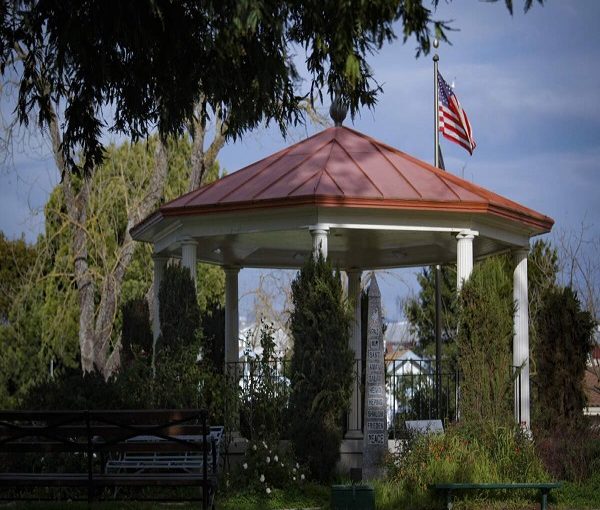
[223,358,527,439]
[226,357,462,439]
[386,358,460,438]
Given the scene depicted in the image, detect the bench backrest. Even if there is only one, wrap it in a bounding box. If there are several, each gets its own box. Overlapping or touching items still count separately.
[0,409,216,456]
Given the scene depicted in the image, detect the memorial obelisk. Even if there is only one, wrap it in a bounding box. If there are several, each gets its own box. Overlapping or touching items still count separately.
[362,274,387,479]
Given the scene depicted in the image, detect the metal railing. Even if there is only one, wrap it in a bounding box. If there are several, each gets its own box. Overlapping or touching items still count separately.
[386,358,460,437]
[225,357,464,439]
[223,358,526,438]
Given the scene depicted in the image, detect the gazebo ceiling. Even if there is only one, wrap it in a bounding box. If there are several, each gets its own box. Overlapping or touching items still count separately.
[131,126,553,269]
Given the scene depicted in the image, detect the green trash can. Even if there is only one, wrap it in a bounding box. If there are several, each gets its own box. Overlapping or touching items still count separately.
[331,484,375,510]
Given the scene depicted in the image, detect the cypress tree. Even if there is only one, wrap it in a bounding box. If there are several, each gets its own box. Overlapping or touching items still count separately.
[289,254,353,482]
[535,286,595,429]
[456,256,514,424]
[158,264,200,349]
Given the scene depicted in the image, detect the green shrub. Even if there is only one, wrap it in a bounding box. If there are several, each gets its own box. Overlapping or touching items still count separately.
[288,254,353,482]
[158,264,200,349]
[535,423,600,483]
[534,286,595,430]
[457,257,514,424]
[239,321,290,441]
[200,299,225,370]
[231,438,309,496]
[121,297,153,361]
[386,423,548,508]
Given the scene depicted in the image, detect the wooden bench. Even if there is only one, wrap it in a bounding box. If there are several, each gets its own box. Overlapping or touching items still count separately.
[433,482,562,510]
[0,409,221,509]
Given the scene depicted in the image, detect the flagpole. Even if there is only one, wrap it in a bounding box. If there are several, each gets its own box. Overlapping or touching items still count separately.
[433,40,440,169]
[433,38,443,420]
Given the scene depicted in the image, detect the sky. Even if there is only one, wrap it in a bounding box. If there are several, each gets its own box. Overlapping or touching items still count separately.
[1,1,599,321]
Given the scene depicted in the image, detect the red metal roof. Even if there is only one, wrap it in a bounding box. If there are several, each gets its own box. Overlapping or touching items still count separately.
[144,126,554,232]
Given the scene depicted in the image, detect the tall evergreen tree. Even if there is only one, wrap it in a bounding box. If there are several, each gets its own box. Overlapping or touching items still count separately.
[535,287,595,430]
[456,256,515,424]
[288,254,353,482]
[158,264,201,350]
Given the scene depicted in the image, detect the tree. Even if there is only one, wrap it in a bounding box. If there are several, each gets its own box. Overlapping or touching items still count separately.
[158,264,201,350]
[456,256,515,424]
[0,0,542,376]
[535,286,595,430]
[0,136,225,388]
[288,254,353,482]
[405,265,457,356]
[0,232,37,322]
[0,1,543,176]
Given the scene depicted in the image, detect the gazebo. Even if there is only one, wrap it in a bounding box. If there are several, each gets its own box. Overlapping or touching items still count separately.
[131,123,553,434]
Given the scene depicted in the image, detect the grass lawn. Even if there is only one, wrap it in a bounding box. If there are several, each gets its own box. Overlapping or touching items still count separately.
[2,477,599,510]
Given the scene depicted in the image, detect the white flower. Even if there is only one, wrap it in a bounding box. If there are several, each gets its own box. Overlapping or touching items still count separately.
[301,474,305,480]
[274,455,278,462]
[296,462,299,468]
[243,463,248,470]
[260,474,265,483]
[252,444,257,451]
[293,476,296,481]
[262,441,267,449]
[281,463,284,467]
[292,467,297,473]
[266,456,270,464]
[266,487,271,495]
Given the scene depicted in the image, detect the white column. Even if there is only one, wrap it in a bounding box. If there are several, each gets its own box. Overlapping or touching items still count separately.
[309,224,329,259]
[181,237,198,286]
[347,269,363,438]
[456,231,475,290]
[224,267,240,367]
[152,255,167,343]
[513,248,530,429]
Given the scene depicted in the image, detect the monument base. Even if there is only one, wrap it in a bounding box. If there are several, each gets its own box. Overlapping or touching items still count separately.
[336,438,364,474]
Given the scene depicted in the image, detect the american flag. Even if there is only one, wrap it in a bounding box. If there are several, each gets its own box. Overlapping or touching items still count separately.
[438,72,476,155]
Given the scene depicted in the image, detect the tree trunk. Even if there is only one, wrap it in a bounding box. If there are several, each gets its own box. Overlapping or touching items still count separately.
[51,107,170,376]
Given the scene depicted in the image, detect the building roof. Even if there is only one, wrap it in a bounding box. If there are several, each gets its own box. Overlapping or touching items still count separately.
[584,368,600,409]
[134,126,553,235]
[131,125,554,269]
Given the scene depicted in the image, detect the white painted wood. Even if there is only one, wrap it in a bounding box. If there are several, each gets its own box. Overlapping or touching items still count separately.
[310,224,329,258]
[456,231,476,290]
[225,267,240,364]
[152,256,167,343]
[513,248,530,429]
[180,237,198,286]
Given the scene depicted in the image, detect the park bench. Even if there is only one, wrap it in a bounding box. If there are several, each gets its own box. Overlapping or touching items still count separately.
[0,409,221,509]
[105,427,223,474]
[432,482,562,510]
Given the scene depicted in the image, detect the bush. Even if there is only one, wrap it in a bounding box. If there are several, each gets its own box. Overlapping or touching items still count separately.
[239,321,290,441]
[21,367,121,410]
[386,423,548,508]
[121,297,153,361]
[534,286,595,430]
[158,263,200,349]
[288,254,353,482]
[232,438,309,496]
[201,299,225,370]
[535,423,600,482]
[456,256,514,424]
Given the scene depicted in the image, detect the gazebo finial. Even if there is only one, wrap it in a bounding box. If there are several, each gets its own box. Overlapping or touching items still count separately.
[329,95,348,127]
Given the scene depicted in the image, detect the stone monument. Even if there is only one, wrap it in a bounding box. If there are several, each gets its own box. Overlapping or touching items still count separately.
[362,274,387,479]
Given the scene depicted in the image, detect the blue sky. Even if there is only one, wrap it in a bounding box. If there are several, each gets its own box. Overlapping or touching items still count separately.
[1,1,599,320]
